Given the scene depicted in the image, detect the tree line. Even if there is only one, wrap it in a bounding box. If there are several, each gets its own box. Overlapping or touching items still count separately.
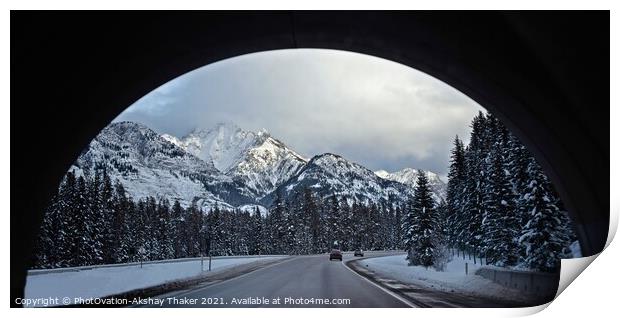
[399,112,576,273]
[33,169,409,269]
[441,111,576,272]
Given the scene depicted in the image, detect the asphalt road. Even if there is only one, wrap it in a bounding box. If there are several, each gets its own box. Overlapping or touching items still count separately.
[151,252,410,308]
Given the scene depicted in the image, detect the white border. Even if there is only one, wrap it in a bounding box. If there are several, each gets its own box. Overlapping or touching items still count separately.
[0,0,616,10]
[3,2,617,318]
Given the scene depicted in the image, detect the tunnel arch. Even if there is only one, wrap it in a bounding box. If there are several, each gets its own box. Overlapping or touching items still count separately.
[11,12,609,303]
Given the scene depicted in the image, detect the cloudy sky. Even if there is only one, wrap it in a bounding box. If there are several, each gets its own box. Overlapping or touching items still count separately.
[114,49,485,180]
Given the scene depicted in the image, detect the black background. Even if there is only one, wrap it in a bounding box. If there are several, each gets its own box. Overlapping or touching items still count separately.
[10,11,610,306]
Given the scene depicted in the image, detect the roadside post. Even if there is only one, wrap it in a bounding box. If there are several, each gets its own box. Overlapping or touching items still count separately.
[207,235,212,271]
[137,246,146,269]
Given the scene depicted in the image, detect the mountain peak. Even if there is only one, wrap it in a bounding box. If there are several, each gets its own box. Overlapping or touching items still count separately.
[159,122,307,197]
[374,167,447,201]
[375,168,442,183]
[187,121,240,138]
[312,152,344,162]
[374,169,390,179]
[257,127,270,137]
[108,120,153,132]
[105,121,165,142]
[191,122,271,137]
[173,123,260,172]
[76,120,234,211]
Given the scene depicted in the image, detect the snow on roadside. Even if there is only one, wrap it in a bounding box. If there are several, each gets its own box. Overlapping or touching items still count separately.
[569,240,582,258]
[359,254,532,303]
[25,256,285,306]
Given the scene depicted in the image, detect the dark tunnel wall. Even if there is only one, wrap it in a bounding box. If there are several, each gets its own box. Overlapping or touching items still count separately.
[10,11,610,305]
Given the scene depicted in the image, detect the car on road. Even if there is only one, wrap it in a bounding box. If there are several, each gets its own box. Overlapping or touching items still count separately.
[354,250,364,257]
[329,249,342,261]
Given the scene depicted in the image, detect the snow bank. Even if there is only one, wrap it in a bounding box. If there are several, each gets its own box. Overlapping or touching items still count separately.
[25,255,285,306]
[569,240,582,258]
[359,254,533,303]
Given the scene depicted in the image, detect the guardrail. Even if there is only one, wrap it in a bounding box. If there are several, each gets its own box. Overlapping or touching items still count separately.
[475,267,559,298]
[28,255,288,276]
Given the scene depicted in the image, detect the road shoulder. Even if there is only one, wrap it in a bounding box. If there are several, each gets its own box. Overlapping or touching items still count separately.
[69,256,292,307]
[345,256,534,308]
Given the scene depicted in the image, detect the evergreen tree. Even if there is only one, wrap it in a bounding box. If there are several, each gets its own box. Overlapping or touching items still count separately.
[324,195,341,250]
[505,132,535,261]
[143,197,160,260]
[446,136,466,248]
[34,198,57,268]
[393,202,404,250]
[132,198,149,261]
[481,130,519,266]
[248,207,265,255]
[238,210,253,254]
[34,181,69,268]
[296,196,314,254]
[86,171,105,265]
[156,199,174,259]
[461,112,487,253]
[433,201,451,270]
[401,198,414,255]
[267,192,288,254]
[220,209,235,255]
[367,203,383,250]
[204,207,216,255]
[53,171,79,267]
[337,200,353,251]
[99,169,115,264]
[170,200,185,258]
[71,175,94,266]
[303,189,322,254]
[110,181,131,263]
[404,171,438,267]
[185,203,204,257]
[350,202,365,250]
[518,160,572,272]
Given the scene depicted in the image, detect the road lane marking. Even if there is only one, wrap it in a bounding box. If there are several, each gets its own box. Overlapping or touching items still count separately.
[141,253,410,308]
[342,259,417,308]
[150,256,299,303]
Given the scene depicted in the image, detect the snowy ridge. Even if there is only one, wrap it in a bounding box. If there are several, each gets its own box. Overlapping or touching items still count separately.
[77,121,446,211]
[264,153,445,206]
[166,122,266,172]
[165,122,307,198]
[374,168,447,202]
[231,136,307,198]
[73,121,254,211]
[236,204,269,217]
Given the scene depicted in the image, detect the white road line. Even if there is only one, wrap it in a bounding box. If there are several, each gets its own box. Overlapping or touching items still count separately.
[152,256,298,301]
[143,253,415,308]
[341,258,417,308]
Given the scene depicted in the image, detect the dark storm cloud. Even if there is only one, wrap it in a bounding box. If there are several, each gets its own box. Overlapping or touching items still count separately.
[114,49,485,180]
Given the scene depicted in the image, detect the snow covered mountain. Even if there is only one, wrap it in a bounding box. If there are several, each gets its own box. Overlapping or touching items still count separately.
[72,121,446,211]
[263,153,445,206]
[72,121,255,210]
[374,168,447,202]
[231,135,308,198]
[162,122,307,198]
[162,122,264,172]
